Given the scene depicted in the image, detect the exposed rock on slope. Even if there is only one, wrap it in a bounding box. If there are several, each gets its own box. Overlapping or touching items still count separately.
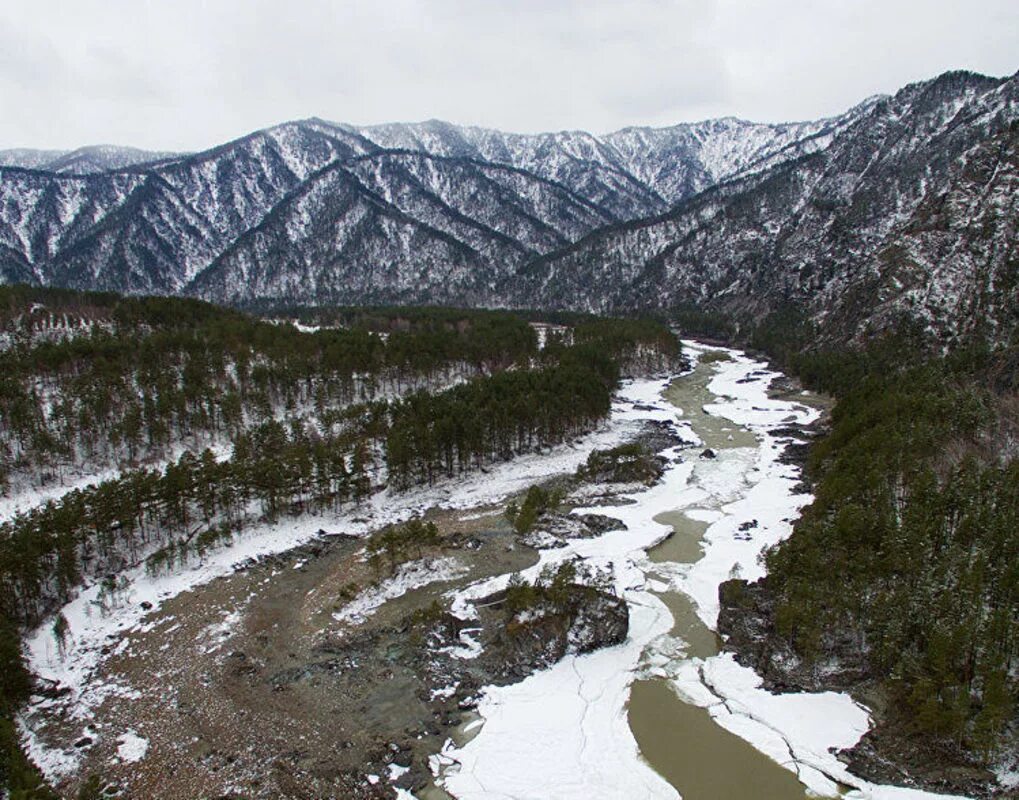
[514,71,1019,342]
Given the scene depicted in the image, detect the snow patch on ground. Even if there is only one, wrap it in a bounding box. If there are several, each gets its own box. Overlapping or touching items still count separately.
[441,627,484,661]
[429,684,458,701]
[996,766,1019,791]
[333,557,468,626]
[115,730,149,763]
[15,717,81,780]
[199,607,245,654]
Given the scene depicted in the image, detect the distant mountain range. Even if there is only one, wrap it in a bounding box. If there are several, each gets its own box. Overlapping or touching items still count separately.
[0,145,179,174]
[1,69,1016,343]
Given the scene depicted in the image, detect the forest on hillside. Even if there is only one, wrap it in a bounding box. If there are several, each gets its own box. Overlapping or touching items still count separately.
[717,308,1019,779]
[0,287,542,494]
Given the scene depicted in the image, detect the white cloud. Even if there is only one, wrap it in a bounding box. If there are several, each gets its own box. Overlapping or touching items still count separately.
[0,0,1015,151]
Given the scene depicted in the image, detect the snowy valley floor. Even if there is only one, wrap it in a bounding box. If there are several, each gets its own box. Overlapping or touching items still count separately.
[14,345,977,799]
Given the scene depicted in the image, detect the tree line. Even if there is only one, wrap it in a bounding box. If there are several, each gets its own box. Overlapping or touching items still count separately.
[0,341,632,630]
[385,345,618,488]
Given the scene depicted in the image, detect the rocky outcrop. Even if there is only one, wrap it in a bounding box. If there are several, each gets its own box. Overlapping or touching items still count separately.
[482,587,629,680]
[717,578,871,693]
[576,436,675,487]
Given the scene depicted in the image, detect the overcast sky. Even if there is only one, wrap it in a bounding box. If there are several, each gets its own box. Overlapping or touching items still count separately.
[1,0,1016,152]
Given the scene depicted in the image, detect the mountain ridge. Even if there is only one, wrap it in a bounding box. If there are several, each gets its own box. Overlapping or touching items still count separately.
[1,68,1016,344]
[509,69,1019,343]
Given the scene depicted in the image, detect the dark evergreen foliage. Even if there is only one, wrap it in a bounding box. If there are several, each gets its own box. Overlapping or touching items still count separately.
[763,344,1018,761]
[0,288,539,492]
[504,485,563,535]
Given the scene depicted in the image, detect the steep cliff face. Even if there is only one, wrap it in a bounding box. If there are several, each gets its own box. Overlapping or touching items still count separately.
[841,122,1019,344]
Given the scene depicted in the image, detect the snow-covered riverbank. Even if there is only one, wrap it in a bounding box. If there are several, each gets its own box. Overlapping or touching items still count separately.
[18,391,647,782]
[438,344,972,800]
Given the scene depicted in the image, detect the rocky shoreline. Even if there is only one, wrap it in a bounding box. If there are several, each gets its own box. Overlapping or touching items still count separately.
[717,576,1008,798]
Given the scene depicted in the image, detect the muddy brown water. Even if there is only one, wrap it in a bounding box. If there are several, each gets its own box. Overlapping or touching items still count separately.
[650,510,707,565]
[629,680,809,800]
[627,351,815,800]
[661,357,759,451]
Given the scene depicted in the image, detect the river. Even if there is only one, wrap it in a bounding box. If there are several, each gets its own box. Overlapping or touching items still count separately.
[437,344,954,800]
[627,354,813,800]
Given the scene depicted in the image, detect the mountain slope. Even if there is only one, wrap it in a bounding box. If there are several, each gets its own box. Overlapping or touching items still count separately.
[0,120,655,298]
[189,163,500,305]
[352,119,669,217]
[839,120,1019,344]
[0,125,379,292]
[512,71,1019,342]
[187,146,630,305]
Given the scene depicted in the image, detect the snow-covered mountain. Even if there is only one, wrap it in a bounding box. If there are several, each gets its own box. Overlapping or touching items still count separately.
[190,150,617,306]
[5,105,847,303]
[0,145,180,174]
[511,70,1019,343]
[350,119,670,217]
[600,100,881,203]
[1,68,1016,341]
[0,123,623,302]
[0,125,377,293]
